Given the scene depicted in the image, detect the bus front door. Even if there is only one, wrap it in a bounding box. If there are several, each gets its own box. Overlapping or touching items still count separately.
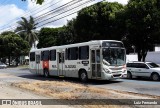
[91,49,101,78]
[36,55,40,74]
[58,52,65,76]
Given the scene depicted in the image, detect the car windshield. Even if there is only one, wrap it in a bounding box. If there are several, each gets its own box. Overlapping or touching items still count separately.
[102,48,125,66]
[147,63,159,68]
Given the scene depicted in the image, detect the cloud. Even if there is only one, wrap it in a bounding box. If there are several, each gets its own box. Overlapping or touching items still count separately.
[0,0,128,32]
[106,0,129,5]
[26,0,105,29]
[0,4,25,32]
[26,0,128,29]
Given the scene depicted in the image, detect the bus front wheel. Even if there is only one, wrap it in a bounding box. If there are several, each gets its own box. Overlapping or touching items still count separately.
[79,70,88,82]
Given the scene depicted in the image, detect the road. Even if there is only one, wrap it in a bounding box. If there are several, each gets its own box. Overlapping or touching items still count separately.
[0,67,160,97]
[0,67,73,108]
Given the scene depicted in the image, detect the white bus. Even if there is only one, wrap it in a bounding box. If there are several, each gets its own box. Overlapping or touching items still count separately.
[29,40,126,82]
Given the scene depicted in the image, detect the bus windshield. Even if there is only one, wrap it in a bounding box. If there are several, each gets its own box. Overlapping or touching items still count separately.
[102,48,125,66]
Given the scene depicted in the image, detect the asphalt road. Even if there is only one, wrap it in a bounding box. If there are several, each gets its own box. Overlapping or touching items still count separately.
[1,67,160,97]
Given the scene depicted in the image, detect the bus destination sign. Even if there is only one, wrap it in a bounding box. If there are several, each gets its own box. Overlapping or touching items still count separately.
[102,42,124,47]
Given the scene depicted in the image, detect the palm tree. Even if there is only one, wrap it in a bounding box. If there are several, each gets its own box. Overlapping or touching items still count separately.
[16,16,38,47]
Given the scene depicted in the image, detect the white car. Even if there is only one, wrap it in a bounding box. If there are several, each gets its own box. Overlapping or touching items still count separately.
[127,62,160,81]
[0,62,7,69]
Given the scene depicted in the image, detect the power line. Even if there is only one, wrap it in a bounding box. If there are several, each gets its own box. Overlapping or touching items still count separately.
[36,0,96,28]
[34,0,80,20]
[0,0,61,31]
[23,0,62,18]
[0,0,80,31]
[0,0,100,32]
[36,0,91,25]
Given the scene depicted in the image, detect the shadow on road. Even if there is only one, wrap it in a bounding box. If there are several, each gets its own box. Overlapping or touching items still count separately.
[126,77,160,82]
[19,68,29,71]
[18,74,122,85]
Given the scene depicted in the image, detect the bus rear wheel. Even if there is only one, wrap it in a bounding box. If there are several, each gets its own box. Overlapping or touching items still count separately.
[79,70,88,83]
[44,69,50,78]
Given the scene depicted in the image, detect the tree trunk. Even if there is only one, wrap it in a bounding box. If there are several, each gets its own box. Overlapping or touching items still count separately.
[137,50,142,61]
[15,57,19,66]
[142,50,147,62]
[8,55,10,66]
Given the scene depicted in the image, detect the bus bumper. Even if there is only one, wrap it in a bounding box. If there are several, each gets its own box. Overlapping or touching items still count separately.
[120,73,127,78]
[101,72,123,80]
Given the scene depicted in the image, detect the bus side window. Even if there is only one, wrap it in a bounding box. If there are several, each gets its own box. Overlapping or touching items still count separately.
[43,50,49,61]
[79,46,89,60]
[50,50,56,61]
[30,52,35,61]
[68,47,78,60]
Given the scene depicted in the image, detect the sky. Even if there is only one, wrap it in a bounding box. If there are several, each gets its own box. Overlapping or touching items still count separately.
[0,0,129,32]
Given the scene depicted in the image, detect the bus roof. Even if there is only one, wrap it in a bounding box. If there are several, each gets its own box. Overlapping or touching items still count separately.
[30,40,123,52]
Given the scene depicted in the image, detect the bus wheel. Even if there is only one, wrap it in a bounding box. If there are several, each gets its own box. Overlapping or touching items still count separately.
[44,69,49,78]
[127,71,132,79]
[80,70,88,83]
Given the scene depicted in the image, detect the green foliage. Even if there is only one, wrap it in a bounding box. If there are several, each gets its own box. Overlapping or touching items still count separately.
[37,27,66,48]
[74,2,124,42]
[124,0,160,61]
[63,19,77,43]
[16,16,38,47]
[32,0,160,62]
[37,19,77,48]
[0,32,30,62]
[21,0,44,5]
[36,0,44,4]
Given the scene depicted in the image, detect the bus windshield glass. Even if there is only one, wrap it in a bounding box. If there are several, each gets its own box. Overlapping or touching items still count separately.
[102,48,125,66]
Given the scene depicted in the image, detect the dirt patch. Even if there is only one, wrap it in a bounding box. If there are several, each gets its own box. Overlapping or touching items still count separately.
[12,81,108,99]
[11,80,160,108]
[0,73,13,77]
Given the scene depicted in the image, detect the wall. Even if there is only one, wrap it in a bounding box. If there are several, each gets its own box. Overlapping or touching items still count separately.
[145,51,160,64]
[126,54,138,63]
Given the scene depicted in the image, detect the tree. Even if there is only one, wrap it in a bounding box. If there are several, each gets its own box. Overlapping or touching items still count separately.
[36,0,44,4]
[63,19,78,43]
[37,19,78,48]
[124,0,160,61]
[74,1,124,42]
[37,27,66,48]
[16,16,38,47]
[37,2,125,48]
[0,32,30,66]
[22,0,44,5]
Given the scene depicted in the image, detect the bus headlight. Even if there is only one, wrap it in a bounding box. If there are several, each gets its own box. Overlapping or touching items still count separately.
[103,68,111,74]
[122,69,127,73]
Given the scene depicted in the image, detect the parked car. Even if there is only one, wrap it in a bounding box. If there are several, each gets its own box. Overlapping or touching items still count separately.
[0,62,7,69]
[127,61,160,81]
